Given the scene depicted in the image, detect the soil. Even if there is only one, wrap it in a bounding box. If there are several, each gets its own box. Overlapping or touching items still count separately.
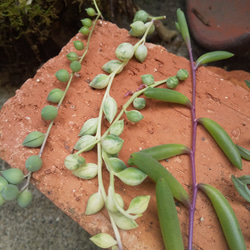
[0,20,249,249]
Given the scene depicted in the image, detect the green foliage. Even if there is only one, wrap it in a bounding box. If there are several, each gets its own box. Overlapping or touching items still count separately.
[0,0,57,47]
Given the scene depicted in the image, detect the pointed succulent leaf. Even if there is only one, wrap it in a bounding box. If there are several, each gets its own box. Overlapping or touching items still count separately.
[102,60,123,74]
[72,163,98,179]
[105,186,124,213]
[176,8,190,47]
[127,195,150,214]
[78,117,99,136]
[64,154,86,171]
[89,74,109,89]
[111,212,138,230]
[17,189,33,208]
[199,183,246,249]
[109,157,127,173]
[135,44,148,63]
[22,131,45,147]
[1,168,24,184]
[90,233,117,248]
[102,134,124,155]
[74,135,96,151]
[198,118,242,169]
[104,95,117,123]
[196,51,234,68]
[85,191,105,215]
[115,167,147,186]
[126,110,144,123]
[144,88,192,108]
[231,175,250,202]
[110,119,124,136]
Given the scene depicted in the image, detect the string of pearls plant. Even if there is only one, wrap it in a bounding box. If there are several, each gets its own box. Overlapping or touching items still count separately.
[0,1,102,208]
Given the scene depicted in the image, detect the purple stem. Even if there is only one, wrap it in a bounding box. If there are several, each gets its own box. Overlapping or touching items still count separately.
[187,45,199,250]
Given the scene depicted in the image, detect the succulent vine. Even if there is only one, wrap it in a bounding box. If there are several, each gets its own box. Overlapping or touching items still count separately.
[0,1,102,208]
[129,8,249,250]
[1,2,249,250]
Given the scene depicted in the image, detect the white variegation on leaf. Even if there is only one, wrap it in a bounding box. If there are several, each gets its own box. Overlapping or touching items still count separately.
[115,167,147,186]
[110,119,124,136]
[72,163,98,179]
[90,233,117,248]
[78,117,98,136]
[111,212,138,230]
[85,191,105,215]
[127,195,151,214]
[74,135,96,151]
[104,95,117,123]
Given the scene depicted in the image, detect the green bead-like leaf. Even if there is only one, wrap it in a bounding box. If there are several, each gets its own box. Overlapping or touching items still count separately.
[126,110,144,123]
[133,10,148,23]
[47,88,64,104]
[90,233,117,248]
[195,51,234,68]
[166,76,179,89]
[41,105,58,121]
[127,195,150,214]
[115,167,147,186]
[141,74,154,86]
[22,131,45,147]
[73,40,85,50]
[129,21,146,37]
[17,189,33,208]
[115,42,134,61]
[231,175,250,202]
[25,155,43,172]
[70,61,81,72]
[1,184,19,201]
[1,168,24,184]
[55,69,70,82]
[66,52,79,62]
[103,95,117,123]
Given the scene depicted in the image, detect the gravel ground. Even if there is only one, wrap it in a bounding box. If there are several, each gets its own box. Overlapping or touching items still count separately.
[0,0,248,249]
